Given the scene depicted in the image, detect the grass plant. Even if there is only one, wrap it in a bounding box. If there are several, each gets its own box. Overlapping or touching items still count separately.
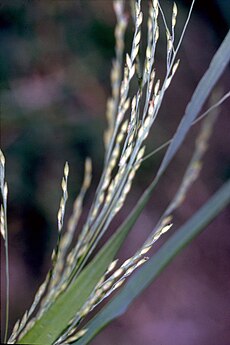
[1,1,230,344]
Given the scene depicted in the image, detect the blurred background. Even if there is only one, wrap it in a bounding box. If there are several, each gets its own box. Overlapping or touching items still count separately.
[1,0,230,344]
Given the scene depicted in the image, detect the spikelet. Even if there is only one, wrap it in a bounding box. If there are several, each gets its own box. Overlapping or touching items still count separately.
[106,259,119,274]
[0,150,7,218]
[165,59,180,89]
[64,329,88,344]
[119,145,132,167]
[57,162,69,232]
[135,146,146,170]
[172,3,178,28]
[0,205,5,239]
[152,222,173,241]
[0,149,5,190]
[3,183,7,203]
[117,119,129,143]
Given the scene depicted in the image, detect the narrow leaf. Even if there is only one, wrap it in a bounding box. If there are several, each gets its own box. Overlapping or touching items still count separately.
[157,30,230,178]
[76,179,230,345]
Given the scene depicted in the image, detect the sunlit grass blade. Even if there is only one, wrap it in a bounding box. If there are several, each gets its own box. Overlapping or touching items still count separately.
[75,179,230,345]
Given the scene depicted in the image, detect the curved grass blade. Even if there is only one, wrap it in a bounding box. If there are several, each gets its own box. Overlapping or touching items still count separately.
[75,179,230,345]
[157,30,230,178]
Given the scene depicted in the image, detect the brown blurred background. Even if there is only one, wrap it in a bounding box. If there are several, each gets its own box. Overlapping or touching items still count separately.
[1,0,230,344]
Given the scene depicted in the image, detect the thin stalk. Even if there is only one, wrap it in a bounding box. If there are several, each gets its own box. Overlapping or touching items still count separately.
[170,0,196,67]
[140,139,171,163]
[193,90,230,125]
[141,90,230,163]
[3,203,9,343]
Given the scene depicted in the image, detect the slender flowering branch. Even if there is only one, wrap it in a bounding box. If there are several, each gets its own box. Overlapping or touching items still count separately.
[0,150,10,344]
